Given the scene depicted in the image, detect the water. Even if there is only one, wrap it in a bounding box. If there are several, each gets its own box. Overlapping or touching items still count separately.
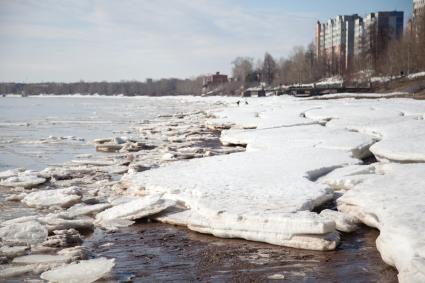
[0,95,216,170]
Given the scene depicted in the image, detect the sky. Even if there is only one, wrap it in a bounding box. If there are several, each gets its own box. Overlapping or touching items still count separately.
[0,0,413,83]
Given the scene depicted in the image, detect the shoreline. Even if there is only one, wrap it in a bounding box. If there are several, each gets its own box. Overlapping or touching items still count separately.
[1,95,425,282]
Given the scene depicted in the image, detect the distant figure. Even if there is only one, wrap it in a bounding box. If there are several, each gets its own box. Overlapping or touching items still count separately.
[236,100,240,107]
[245,100,249,105]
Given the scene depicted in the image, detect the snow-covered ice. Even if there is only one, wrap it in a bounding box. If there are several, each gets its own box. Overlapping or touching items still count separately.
[335,163,425,283]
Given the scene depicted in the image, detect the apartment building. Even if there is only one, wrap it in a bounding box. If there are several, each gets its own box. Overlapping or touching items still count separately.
[317,11,404,73]
[315,14,361,74]
[354,12,404,66]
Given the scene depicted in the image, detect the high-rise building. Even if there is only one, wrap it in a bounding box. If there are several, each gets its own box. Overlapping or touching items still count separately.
[317,11,404,72]
[354,11,404,68]
[315,14,361,74]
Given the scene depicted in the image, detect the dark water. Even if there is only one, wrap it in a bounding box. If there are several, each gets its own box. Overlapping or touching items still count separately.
[85,222,398,283]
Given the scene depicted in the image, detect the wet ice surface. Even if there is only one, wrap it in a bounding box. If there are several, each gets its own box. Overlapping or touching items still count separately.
[2,95,425,282]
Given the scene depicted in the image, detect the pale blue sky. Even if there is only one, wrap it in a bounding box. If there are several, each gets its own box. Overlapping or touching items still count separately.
[0,0,413,82]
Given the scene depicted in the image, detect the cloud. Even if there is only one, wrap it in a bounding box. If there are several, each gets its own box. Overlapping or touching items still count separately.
[0,0,316,82]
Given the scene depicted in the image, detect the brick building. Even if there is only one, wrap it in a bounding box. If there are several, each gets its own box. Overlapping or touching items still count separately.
[202,72,228,89]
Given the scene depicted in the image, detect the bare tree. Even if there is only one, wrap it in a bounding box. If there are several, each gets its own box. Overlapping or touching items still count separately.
[231,57,254,83]
[261,52,277,85]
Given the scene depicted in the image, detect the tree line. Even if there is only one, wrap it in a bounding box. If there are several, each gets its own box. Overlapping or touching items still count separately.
[0,78,203,96]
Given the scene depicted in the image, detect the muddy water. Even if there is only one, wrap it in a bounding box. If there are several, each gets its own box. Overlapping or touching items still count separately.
[85,222,397,282]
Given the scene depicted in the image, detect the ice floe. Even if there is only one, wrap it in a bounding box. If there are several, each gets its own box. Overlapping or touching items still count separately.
[40,257,115,283]
[22,187,82,209]
[0,221,48,245]
[95,195,176,230]
[0,172,46,189]
[331,163,425,282]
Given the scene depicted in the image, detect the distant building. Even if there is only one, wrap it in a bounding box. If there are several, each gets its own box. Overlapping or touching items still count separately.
[354,11,404,68]
[317,11,404,73]
[413,0,425,36]
[316,14,362,74]
[414,0,425,18]
[202,72,228,89]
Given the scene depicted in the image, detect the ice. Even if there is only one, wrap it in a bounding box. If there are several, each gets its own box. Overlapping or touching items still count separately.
[0,168,25,180]
[332,164,425,282]
[0,246,29,259]
[304,101,425,162]
[319,209,359,233]
[0,265,35,279]
[39,215,94,233]
[0,172,46,189]
[0,221,48,245]
[40,257,115,283]
[123,127,365,249]
[41,229,82,248]
[95,195,176,230]
[64,203,111,218]
[22,187,82,209]
[13,254,72,264]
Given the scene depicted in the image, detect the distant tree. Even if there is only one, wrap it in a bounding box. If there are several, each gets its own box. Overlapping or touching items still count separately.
[231,57,254,83]
[261,52,277,85]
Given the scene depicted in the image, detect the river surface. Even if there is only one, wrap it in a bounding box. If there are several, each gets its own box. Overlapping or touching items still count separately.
[0,95,215,171]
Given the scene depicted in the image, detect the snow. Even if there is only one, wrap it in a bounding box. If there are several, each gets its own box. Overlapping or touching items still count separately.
[303,100,425,162]
[315,92,406,99]
[22,187,82,209]
[334,163,425,283]
[407,71,425,80]
[40,257,115,283]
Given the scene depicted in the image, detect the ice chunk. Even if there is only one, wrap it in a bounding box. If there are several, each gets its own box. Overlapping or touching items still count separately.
[39,215,94,233]
[337,163,425,282]
[95,195,176,229]
[40,257,115,283]
[319,209,359,233]
[0,221,48,245]
[0,264,35,278]
[64,203,111,218]
[0,173,46,189]
[22,187,82,209]
[0,168,25,180]
[12,254,72,264]
[0,246,29,259]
